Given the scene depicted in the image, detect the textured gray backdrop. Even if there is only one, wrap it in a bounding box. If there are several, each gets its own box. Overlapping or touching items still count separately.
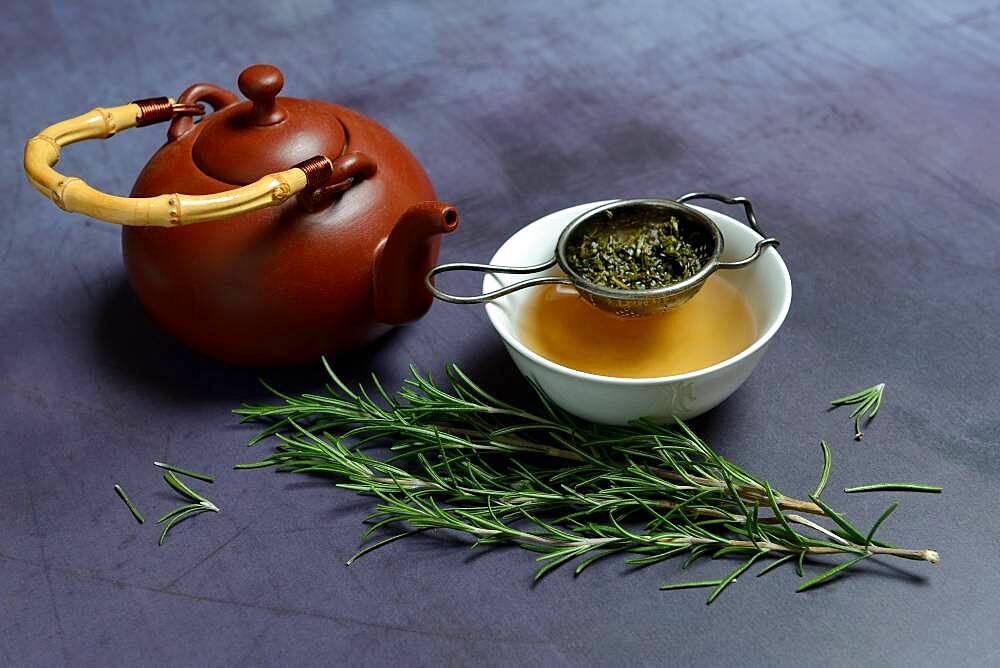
[2,0,998,665]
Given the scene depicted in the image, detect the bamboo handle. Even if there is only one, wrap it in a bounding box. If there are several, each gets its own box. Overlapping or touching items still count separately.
[23,102,315,227]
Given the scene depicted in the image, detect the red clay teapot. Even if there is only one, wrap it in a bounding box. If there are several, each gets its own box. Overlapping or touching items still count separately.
[23,64,459,365]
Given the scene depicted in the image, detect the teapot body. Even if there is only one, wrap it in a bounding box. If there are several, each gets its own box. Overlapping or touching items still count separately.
[126,100,438,366]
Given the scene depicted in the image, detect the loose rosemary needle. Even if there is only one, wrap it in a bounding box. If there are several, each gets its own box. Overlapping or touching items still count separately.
[233,359,939,603]
[831,383,885,440]
[844,483,943,494]
[114,484,144,524]
[811,440,832,498]
[153,461,215,483]
[157,471,220,545]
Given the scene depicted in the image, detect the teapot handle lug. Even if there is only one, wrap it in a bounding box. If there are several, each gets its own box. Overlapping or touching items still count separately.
[297,151,378,213]
[167,83,239,142]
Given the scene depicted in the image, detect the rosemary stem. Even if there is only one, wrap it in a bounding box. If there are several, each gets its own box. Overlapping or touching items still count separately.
[396,519,937,562]
[718,539,939,563]
[449,427,827,517]
[771,495,824,515]
[646,466,824,516]
[361,465,806,526]
[871,547,939,562]
[442,524,625,549]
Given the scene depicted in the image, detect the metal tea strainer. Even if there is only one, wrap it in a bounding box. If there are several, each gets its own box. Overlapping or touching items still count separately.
[426,193,779,317]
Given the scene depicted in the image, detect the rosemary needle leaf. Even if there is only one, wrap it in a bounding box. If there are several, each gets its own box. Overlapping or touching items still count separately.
[114,485,144,524]
[534,548,588,581]
[764,482,803,546]
[624,545,690,567]
[707,551,766,604]
[831,383,881,406]
[158,507,212,546]
[346,530,425,566]
[712,545,758,559]
[796,554,870,593]
[756,553,796,578]
[682,545,710,570]
[865,502,899,548]
[154,461,214,483]
[808,494,867,545]
[156,503,201,525]
[812,440,832,498]
[574,546,632,576]
[869,387,884,418]
[844,484,943,494]
[659,580,723,591]
[163,472,207,504]
[233,460,276,470]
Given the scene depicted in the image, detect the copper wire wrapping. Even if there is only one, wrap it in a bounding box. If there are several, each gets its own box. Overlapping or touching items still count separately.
[133,97,173,126]
[293,156,334,191]
[133,97,205,127]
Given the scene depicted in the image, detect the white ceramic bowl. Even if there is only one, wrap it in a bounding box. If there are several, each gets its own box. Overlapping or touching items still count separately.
[483,201,791,424]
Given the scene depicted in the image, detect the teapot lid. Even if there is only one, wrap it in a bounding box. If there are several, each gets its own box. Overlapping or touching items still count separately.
[192,64,345,185]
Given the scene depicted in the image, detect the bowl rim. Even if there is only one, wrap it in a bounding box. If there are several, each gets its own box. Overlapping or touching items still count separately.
[483,201,792,386]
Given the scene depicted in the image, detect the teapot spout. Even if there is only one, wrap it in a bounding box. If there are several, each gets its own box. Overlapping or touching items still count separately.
[373,201,460,325]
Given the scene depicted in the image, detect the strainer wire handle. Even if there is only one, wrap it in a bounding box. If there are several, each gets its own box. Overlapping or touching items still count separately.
[676,192,780,270]
[426,257,573,304]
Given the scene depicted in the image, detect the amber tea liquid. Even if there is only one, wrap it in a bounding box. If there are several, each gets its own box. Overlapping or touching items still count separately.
[516,276,756,378]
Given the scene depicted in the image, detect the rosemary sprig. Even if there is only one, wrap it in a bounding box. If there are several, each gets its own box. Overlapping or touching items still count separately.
[831,383,885,440]
[844,483,942,494]
[114,484,144,524]
[234,362,938,602]
[157,472,219,545]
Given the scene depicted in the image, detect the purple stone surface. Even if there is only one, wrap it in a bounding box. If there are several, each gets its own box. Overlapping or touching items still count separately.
[2,1,998,664]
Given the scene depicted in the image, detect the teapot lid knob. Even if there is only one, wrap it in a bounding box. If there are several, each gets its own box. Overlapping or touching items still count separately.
[238,64,288,126]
